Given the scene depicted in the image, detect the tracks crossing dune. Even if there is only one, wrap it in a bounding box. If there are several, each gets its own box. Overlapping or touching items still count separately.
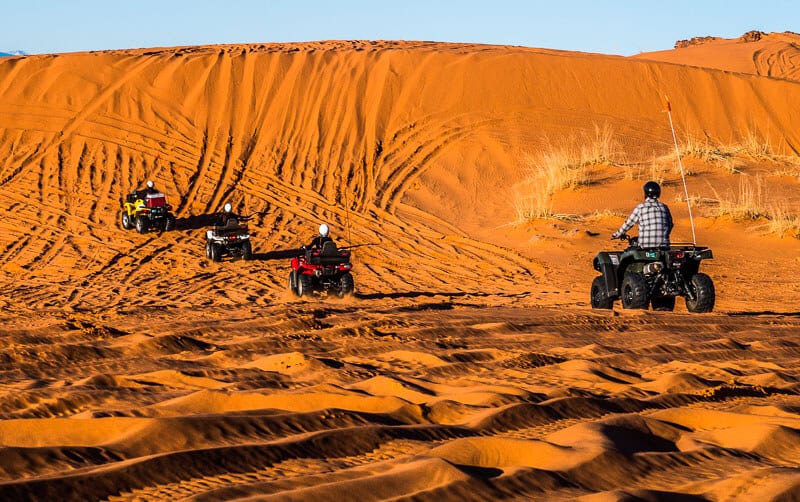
[2,39,800,499]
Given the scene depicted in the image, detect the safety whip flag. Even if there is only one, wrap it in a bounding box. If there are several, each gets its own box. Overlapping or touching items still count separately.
[662,94,697,245]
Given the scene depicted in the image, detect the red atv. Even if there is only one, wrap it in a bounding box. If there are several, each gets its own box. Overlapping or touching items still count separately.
[288,241,354,298]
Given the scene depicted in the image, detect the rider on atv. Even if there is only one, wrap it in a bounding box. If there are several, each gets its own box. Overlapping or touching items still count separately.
[215,203,241,227]
[131,180,160,199]
[205,203,252,262]
[612,181,674,248]
[290,223,354,298]
[304,223,333,250]
[121,180,176,233]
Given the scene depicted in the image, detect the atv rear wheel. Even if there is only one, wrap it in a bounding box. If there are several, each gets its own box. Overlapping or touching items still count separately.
[651,296,676,311]
[590,276,613,309]
[241,240,252,261]
[297,274,313,297]
[686,273,715,313]
[135,215,149,234]
[621,272,649,309]
[120,211,133,230]
[205,240,212,259]
[164,214,176,231]
[338,272,354,298]
[210,243,222,262]
[288,270,299,295]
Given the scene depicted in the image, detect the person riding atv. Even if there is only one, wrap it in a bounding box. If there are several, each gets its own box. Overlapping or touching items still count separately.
[591,181,715,312]
[205,203,253,262]
[611,181,674,248]
[120,180,176,233]
[305,223,334,250]
[289,223,354,298]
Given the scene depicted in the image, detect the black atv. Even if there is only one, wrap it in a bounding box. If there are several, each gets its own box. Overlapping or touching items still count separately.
[591,234,715,313]
[205,218,252,262]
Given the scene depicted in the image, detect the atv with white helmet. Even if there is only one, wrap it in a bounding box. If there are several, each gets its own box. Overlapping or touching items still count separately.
[288,223,354,298]
[120,181,176,233]
[205,204,252,262]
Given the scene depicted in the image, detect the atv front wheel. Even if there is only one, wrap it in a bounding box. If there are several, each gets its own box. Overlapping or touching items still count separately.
[288,270,299,295]
[686,273,715,313]
[210,243,222,262]
[590,276,613,309]
[120,211,133,230]
[135,215,149,234]
[205,241,212,259]
[651,296,676,311]
[164,214,176,232]
[338,272,354,298]
[297,274,313,297]
[241,240,252,261]
[621,272,649,309]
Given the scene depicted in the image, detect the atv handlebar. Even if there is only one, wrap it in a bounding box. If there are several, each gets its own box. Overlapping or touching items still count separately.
[612,233,639,247]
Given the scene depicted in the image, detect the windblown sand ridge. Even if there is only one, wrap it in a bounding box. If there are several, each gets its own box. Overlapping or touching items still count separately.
[3,307,800,500]
[1,39,800,500]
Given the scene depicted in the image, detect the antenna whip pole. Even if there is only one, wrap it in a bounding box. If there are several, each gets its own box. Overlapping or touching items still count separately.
[342,180,352,245]
[664,95,697,246]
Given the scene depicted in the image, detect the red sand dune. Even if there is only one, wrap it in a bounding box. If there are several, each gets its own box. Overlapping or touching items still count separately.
[1,34,800,500]
[637,31,800,81]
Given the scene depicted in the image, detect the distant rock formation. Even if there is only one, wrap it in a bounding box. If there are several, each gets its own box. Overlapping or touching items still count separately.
[738,30,765,43]
[674,36,720,49]
[674,30,769,49]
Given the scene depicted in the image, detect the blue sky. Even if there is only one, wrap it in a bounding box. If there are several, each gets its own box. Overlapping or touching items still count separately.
[2,0,798,56]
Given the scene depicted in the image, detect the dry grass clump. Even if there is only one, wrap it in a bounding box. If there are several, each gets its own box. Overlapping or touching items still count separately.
[514,124,620,221]
[761,207,800,238]
[677,130,800,171]
[709,176,768,220]
[701,175,800,238]
[513,125,800,238]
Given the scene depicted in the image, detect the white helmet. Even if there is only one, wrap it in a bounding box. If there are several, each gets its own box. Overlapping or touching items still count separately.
[319,223,329,237]
[146,180,154,189]
[224,203,232,213]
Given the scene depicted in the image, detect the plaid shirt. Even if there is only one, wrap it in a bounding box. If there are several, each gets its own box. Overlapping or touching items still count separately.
[613,198,674,248]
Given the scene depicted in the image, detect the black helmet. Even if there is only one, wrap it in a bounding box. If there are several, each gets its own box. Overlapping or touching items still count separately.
[643,181,661,199]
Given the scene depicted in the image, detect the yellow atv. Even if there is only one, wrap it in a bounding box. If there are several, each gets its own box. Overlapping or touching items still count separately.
[120,190,176,233]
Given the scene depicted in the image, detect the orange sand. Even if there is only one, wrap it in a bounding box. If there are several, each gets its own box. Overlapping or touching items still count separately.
[1,33,800,500]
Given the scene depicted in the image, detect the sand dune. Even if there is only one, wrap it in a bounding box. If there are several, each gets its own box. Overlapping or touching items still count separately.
[637,31,800,82]
[1,36,800,499]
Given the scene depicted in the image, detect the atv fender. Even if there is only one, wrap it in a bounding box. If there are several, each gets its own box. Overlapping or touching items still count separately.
[593,252,621,297]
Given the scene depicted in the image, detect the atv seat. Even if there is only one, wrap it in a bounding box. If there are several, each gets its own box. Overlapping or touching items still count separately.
[307,241,350,265]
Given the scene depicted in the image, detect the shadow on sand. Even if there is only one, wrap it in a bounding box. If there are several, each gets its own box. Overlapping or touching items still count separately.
[355,291,491,301]
[251,249,303,261]
[728,311,800,317]
[175,214,218,230]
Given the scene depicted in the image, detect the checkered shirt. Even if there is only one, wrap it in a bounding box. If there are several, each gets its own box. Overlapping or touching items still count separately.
[613,198,674,248]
